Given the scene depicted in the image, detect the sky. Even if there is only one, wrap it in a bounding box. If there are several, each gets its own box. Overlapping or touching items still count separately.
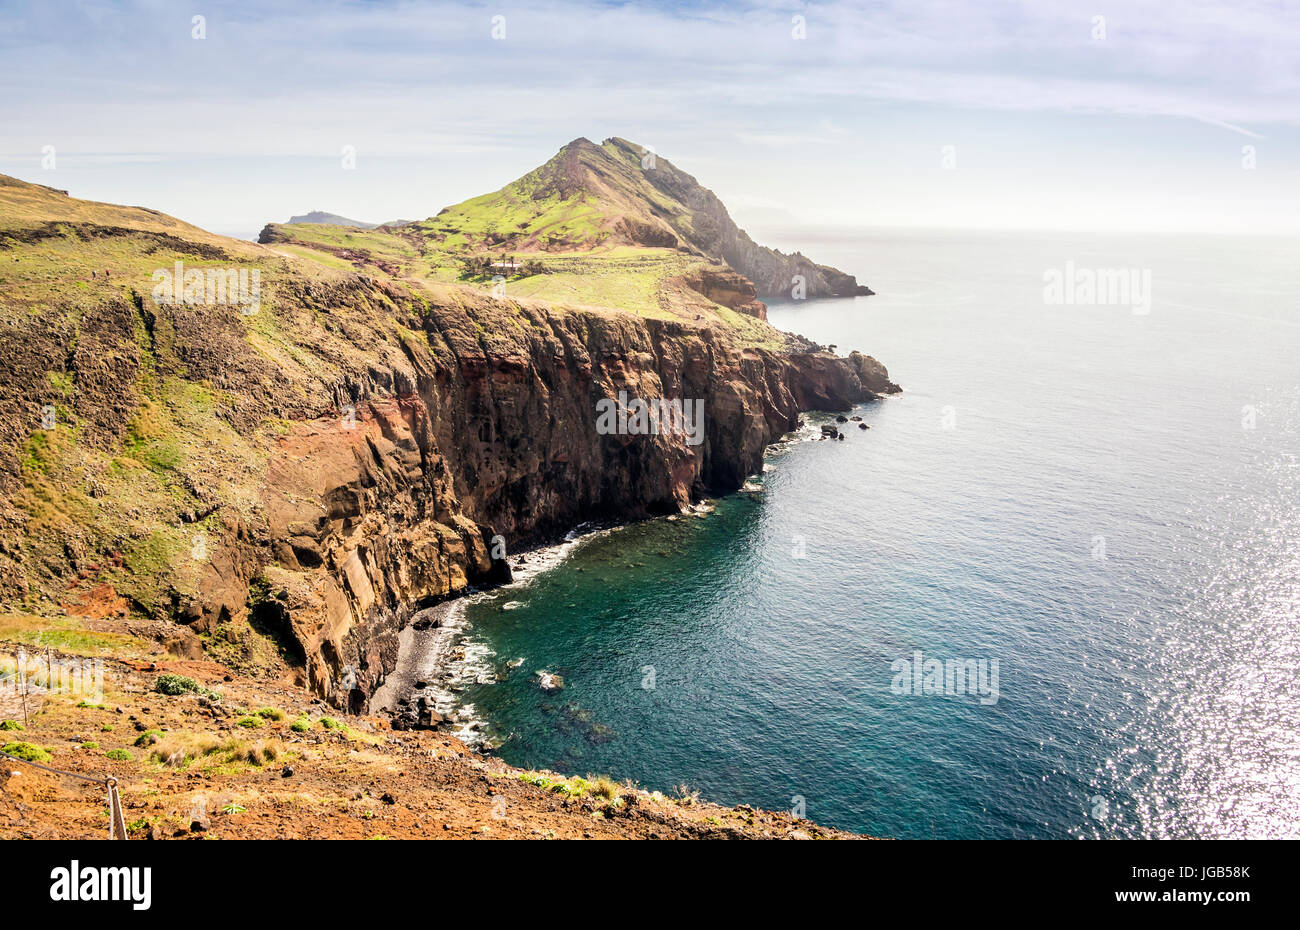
[1,0,1297,239]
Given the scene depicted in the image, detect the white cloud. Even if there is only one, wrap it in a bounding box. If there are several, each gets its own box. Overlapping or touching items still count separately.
[1,0,1295,232]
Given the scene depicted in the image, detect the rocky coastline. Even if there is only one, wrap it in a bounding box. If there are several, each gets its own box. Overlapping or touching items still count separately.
[0,168,900,723]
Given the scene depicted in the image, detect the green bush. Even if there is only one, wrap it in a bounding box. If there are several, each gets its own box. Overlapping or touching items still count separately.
[153,674,202,696]
[319,716,342,730]
[290,716,311,733]
[235,716,264,729]
[81,741,99,750]
[255,707,285,721]
[105,748,132,761]
[2,741,52,762]
[0,720,24,731]
[133,729,163,748]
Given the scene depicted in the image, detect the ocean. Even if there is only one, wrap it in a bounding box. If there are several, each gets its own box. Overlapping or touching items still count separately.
[436,229,1300,838]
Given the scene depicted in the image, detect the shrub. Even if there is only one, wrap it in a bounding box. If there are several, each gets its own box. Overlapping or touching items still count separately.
[133,729,163,748]
[105,748,132,761]
[153,674,202,696]
[319,716,342,730]
[255,707,285,721]
[235,716,264,729]
[100,724,114,732]
[152,675,220,701]
[81,741,99,750]
[2,741,52,762]
[0,720,24,731]
[290,716,311,733]
[588,775,623,803]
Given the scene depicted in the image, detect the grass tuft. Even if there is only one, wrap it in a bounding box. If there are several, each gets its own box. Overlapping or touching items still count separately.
[2,741,52,762]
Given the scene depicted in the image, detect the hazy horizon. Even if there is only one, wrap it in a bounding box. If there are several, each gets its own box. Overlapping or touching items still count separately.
[2,0,1297,238]
[8,160,1300,247]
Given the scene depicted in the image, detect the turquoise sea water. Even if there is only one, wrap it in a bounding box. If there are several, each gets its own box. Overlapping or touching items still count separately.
[451,230,1300,838]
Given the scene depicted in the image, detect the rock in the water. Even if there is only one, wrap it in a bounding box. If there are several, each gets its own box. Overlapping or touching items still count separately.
[536,671,565,692]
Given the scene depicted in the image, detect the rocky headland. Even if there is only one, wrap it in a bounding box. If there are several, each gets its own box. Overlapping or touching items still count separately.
[0,142,896,837]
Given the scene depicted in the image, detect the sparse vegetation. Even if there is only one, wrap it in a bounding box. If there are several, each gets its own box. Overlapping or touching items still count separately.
[2,741,52,762]
[515,770,626,809]
[673,783,701,806]
[147,733,282,771]
[126,816,157,835]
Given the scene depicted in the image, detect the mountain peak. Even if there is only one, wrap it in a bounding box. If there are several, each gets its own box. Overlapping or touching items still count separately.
[420,137,871,298]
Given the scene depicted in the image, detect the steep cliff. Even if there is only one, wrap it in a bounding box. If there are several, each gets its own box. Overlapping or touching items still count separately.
[598,137,874,298]
[0,168,897,713]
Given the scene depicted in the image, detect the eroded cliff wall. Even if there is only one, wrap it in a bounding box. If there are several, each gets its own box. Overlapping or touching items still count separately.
[255,289,895,709]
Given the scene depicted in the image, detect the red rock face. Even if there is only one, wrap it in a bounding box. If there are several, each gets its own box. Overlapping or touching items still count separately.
[256,293,891,709]
[0,252,892,711]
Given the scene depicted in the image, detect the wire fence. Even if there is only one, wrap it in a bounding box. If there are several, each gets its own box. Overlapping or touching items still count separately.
[1,747,127,839]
